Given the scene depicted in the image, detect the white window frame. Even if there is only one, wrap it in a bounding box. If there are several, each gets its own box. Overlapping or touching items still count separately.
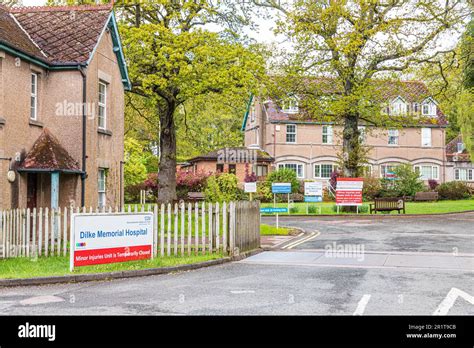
[282,96,299,114]
[98,81,107,130]
[286,124,297,143]
[388,129,399,145]
[98,168,106,208]
[30,73,38,120]
[457,142,465,153]
[322,125,333,144]
[421,128,432,147]
[391,97,407,115]
[414,165,439,180]
[314,163,334,179]
[422,100,437,116]
[278,163,304,179]
[454,168,473,181]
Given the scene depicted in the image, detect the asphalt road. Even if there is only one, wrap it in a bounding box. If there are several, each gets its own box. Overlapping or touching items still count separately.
[0,213,473,315]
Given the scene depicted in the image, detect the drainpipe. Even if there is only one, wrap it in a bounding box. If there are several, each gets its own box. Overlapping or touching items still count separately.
[79,66,87,207]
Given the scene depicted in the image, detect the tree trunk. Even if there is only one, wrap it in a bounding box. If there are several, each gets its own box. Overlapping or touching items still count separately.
[157,104,177,204]
[342,114,360,178]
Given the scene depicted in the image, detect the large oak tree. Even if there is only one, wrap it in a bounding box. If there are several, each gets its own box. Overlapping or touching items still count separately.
[254,0,470,177]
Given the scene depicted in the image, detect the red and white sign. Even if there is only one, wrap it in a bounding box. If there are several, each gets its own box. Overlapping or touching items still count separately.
[70,213,154,271]
[336,178,364,206]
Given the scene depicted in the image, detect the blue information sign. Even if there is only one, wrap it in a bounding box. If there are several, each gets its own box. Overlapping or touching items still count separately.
[271,183,292,194]
[260,207,288,213]
[304,196,322,203]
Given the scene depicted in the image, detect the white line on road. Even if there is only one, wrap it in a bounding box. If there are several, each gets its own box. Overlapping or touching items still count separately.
[353,294,371,315]
[281,231,320,250]
[433,288,474,315]
[230,290,255,294]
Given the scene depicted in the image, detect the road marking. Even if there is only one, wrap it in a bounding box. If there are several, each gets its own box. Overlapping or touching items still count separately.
[20,295,65,306]
[433,288,474,315]
[230,290,255,294]
[353,294,371,315]
[281,231,320,250]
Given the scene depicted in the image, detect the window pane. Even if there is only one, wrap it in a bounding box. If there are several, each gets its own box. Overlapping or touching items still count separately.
[321,164,333,178]
[314,165,320,178]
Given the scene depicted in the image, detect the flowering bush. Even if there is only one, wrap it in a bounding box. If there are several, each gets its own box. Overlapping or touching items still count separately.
[428,179,439,191]
[244,163,257,183]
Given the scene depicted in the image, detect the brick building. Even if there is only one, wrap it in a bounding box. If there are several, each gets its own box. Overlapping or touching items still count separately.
[243,80,449,185]
[0,4,130,209]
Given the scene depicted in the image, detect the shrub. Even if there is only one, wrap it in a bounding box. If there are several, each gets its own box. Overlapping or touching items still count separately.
[332,204,369,213]
[255,181,272,202]
[244,163,257,183]
[363,176,382,200]
[380,164,425,197]
[289,193,304,202]
[204,173,239,202]
[307,205,318,214]
[289,206,299,214]
[428,179,439,191]
[436,181,471,200]
[175,170,211,200]
[266,168,299,192]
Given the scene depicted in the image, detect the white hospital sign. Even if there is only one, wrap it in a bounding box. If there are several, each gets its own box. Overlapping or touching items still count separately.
[70,213,154,271]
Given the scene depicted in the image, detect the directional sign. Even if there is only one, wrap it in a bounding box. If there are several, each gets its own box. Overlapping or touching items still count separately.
[304,181,323,196]
[304,196,322,203]
[271,183,292,194]
[260,207,288,213]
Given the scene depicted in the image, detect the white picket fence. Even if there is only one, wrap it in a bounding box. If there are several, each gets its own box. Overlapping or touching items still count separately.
[0,201,260,259]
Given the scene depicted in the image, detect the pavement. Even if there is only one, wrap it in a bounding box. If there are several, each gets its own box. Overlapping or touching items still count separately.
[0,212,473,315]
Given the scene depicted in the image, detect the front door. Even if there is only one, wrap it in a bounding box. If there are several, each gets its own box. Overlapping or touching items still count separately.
[27,173,38,210]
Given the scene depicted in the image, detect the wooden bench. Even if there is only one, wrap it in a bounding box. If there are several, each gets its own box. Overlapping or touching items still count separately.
[187,192,205,202]
[369,197,406,214]
[414,191,438,202]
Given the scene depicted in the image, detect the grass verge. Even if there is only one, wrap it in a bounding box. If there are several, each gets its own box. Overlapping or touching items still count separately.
[261,199,474,215]
[0,253,223,280]
[260,224,294,236]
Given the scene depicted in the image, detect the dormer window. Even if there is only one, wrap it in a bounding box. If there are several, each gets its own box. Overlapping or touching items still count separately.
[282,95,299,114]
[391,97,407,115]
[457,142,465,153]
[422,98,437,116]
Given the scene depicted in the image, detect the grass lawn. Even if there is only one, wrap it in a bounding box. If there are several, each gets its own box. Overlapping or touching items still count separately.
[260,224,293,236]
[261,199,474,215]
[0,253,223,280]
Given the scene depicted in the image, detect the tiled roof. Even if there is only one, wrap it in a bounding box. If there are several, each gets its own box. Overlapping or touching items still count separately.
[262,79,447,126]
[0,5,46,61]
[446,134,471,162]
[10,5,111,65]
[19,128,81,172]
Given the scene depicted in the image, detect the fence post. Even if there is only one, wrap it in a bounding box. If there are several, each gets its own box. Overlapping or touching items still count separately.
[201,202,206,254]
[229,202,235,256]
[208,202,213,253]
[160,203,165,257]
[194,202,199,255]
[174,203,178,256]
[153,204,158,258]
[180,202,185,256]
[222,202,227,255]
[167,203,171,257]
[44,208,49,257]
[215,202,220,253]
[187,203,192,256]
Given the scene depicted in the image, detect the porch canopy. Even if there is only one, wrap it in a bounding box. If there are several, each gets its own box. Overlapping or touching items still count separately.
[17,128,82,208]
